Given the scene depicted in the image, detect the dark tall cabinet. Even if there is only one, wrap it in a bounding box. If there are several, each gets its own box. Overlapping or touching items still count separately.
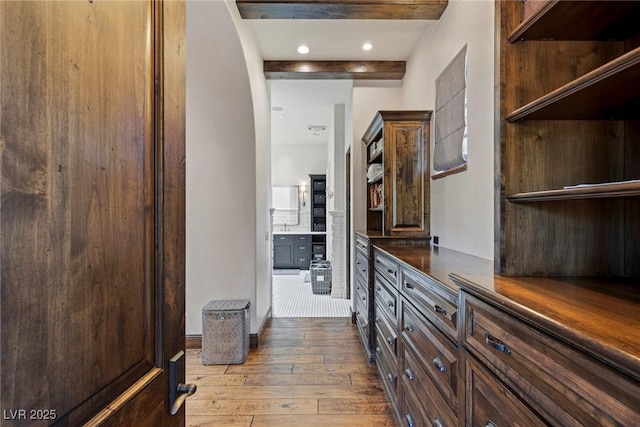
[309,174,327,261]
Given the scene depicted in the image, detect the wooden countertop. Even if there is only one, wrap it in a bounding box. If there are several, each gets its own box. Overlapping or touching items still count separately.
[369,240,640,382]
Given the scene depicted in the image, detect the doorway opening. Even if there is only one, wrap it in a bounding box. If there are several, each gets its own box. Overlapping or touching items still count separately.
[269,80,352,318]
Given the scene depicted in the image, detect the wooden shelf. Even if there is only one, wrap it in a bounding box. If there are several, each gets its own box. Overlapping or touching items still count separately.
[368,206,384,212]
[507,0,640,42]
[368,150,382,165]
[506,181,640,203]
[505,47,640,121]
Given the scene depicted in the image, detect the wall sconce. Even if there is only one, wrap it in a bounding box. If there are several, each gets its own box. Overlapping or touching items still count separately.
[300,183,307,207]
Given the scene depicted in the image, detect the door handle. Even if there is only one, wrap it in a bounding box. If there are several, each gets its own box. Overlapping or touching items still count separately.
[169,351,197,415]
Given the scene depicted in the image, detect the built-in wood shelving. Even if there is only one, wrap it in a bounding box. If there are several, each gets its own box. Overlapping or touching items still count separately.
[507,181,640,203]
[507,0,640,42]
[505,47,640,121]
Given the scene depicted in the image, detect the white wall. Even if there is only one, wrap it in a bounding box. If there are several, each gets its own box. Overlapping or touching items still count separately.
[186,1,264,335]
[271,144,328,188]
[226,1,272,334]
[400,0,495,259]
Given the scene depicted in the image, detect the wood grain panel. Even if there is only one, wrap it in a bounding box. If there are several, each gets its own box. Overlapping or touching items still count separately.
[264,61,405,80]
[496,0,633,277]
[1,1,154,423]
[236,0,448,20]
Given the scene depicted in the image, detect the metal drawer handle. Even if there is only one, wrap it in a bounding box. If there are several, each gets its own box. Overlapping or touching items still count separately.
[433,357,447,373]
[434,305,447,316]
[356,286,361,290]
[405,414,415,427]
[361,268,366,273]
[387,300,394,308]
[361,295,366,301]
[485,333,512,355]
[376,285,381,292]
[404,368,415,381]
[405,283,414,290]
[387,372,395,384]
[386,336,394,345]
[404,323,414,332]
[375,317,381,324]
[376,346,382,355]
[433,417,445,427]
[387,268,396,276]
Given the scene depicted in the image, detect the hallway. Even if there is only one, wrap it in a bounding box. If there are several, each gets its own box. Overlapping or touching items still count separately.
[185,317,395,426]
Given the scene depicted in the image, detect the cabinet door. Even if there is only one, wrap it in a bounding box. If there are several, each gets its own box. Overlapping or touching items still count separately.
[273,240,294,268]
[383,120,430,236]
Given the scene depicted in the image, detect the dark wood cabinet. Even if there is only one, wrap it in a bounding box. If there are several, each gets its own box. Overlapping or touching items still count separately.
[496,0,640,278]
[362,242,640,427]
[362,111,431,237]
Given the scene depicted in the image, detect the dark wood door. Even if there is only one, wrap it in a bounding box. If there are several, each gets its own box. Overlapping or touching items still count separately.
[1,1,186,425]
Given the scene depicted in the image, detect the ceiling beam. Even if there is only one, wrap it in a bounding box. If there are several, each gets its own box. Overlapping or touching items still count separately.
[263,61,406,80]
[237,0,448,20]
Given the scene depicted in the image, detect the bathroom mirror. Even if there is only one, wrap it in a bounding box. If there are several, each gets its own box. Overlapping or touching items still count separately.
[272,186,299,225]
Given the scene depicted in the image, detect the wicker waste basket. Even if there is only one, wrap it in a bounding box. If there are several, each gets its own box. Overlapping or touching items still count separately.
[202,299,250,365]
[310,260,332,294]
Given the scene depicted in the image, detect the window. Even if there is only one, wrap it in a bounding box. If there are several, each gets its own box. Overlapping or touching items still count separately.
[433,45,468,179]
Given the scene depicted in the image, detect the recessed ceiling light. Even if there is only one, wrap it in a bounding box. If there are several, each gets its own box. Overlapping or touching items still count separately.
[362,43,373,51]
[297,45,310,54]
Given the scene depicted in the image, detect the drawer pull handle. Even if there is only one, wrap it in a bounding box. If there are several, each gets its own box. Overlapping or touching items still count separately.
[361,295,366,301]
[387,268,396,276]
[386,336,394,345]
[405,283,414,290]
[434,305,447,316]
[404,369,415,381]
[356,286,360,290]
[376,347,382,355]
[485,422,497,427]
[404,323,414,332]
[361,269,366,273]
[387,300,394,308]
[433,417,445,427]
[375,317,381,324]
[433,357,447,372]
[376,285,381,292]
[405,414,415,427]
[485,333,511,355]
[387,373,395,384]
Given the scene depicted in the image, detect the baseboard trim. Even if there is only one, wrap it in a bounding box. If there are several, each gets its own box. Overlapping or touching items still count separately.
[186,334,201,349]
[186,306,273,350]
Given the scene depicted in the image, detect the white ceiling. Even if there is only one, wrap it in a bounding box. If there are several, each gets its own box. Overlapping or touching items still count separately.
[244,19,434,145]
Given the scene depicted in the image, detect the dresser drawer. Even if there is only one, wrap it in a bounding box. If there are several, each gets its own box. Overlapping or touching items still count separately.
[273,235,294,243]
[374,250,398,287]
[355,296,368,337]
[401,385,429,427]
[355,251,369,281]
[400,266,457,340]
[354,273,368,307]
[462,292,640,426]
[401,297,459,414]
[465,355,546,427]
[355,234,369,256]
[374,301,397,361]
[295,234,311,242]
[402,345,457,427]
[375,335,399,405]
[374,270,398,322]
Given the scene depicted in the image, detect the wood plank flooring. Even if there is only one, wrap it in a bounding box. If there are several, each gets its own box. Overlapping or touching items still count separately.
[186,317,396,426]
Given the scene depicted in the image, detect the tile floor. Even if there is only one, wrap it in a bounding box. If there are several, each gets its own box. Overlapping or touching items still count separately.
[272,270,352,318]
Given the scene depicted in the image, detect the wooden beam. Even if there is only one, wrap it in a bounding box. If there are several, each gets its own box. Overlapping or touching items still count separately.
[237,0,448,20]
[264,61,406,80]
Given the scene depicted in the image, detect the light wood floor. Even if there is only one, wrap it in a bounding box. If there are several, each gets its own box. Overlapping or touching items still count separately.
[186,317,397,427]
